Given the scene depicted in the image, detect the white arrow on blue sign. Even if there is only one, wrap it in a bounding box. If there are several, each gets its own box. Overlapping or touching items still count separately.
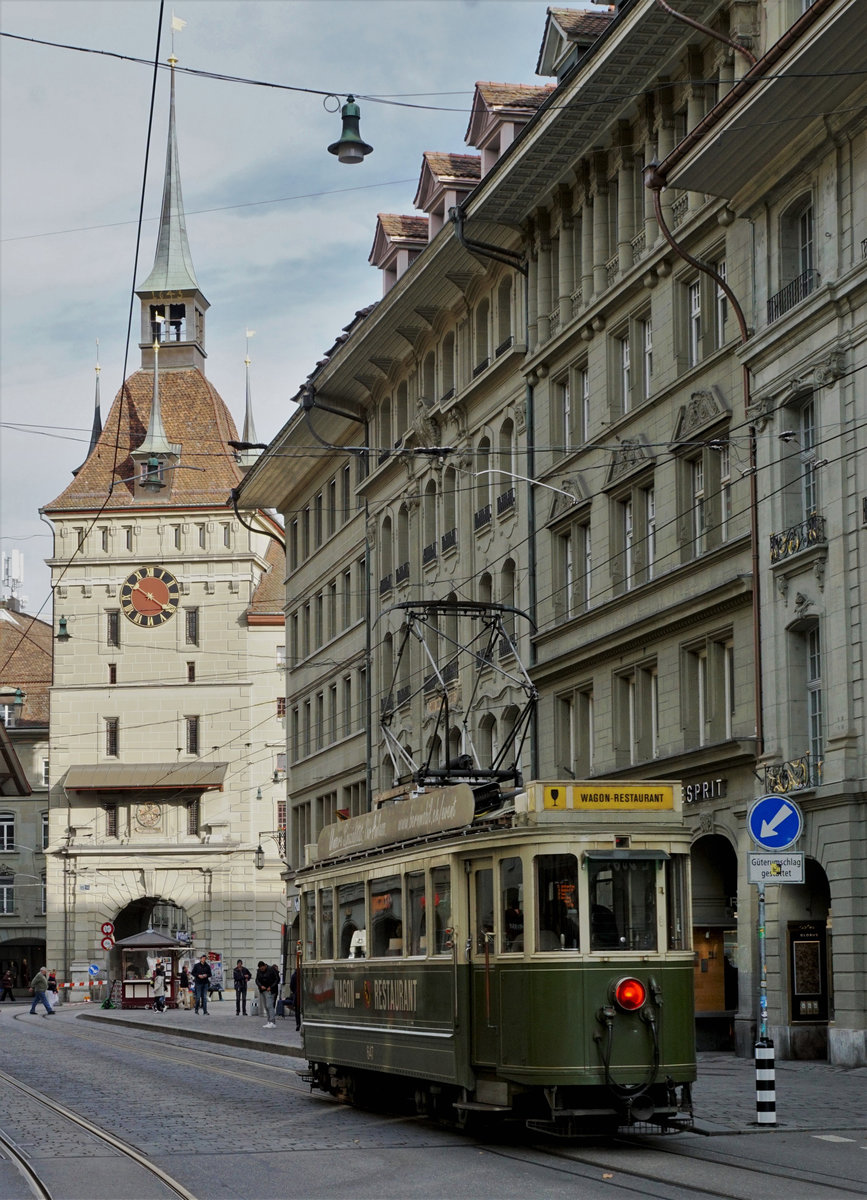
[88,963,100,977]
[748,795,804,851]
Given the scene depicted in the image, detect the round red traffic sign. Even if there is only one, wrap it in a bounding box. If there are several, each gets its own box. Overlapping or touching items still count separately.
[100,936,114,950]
[101,922,114,935]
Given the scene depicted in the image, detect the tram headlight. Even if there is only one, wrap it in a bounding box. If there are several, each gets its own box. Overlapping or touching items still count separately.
[613,977,647,1012]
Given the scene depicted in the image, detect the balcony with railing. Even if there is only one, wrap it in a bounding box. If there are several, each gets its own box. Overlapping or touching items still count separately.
[631,228,646,258]
[441,527,457,554]
[769,512,826,564]
[422,541,437,566]
[442,659,459,684]
[606,254,619,286]
[495,335,513,358]
[379,573,393,596]
[472,357,490,379]
[396,684,411,707]
[474,504,492,532]
[497,487,515,516]
[671,193,689,228]
[763,753,821,793]
[395,561,410,586]
[767,269,820,323]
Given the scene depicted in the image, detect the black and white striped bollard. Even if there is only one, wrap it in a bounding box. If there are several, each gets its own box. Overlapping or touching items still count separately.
[755,1037,776,1124]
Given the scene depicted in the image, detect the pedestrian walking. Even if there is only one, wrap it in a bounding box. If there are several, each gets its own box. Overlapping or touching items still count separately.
[256,960,279,1028]
[191,954,211,1014]
[178,962,191,1010]
[0,970,14,1002]
[233,959,252,1015]
[152,959,166,1012]
[289,967,301,1031]
[28,967,55,1016]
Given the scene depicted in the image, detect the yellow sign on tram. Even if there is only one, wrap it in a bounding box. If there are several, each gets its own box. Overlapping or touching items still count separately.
[541,782,676,811]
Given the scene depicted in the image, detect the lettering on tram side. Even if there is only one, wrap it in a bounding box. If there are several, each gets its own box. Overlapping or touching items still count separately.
[331,976,419,1014]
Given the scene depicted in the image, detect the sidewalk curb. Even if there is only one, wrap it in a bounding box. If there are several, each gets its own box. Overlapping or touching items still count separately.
[76,1011,307,1061]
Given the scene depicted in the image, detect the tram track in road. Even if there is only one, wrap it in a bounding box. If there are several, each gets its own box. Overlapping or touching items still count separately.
[529,1131,867,1200]
[11,1009,311,1096]
[0,1066,196,1200]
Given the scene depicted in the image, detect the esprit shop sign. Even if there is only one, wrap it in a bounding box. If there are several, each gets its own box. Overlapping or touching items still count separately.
[683,777,727,804]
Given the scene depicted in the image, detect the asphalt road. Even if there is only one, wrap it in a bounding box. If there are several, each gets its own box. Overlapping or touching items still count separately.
[1,1006,864,1199]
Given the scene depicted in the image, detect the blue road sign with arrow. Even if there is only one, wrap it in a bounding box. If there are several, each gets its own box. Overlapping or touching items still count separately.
[748,795,804,851]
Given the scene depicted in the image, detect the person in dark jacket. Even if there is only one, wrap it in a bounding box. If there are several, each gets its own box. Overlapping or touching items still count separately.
[190,955,211,1014]
[233,959,252,1015]
[289,968,301,1031]
[256,961,279,1028]
[178,963,191,1010]
[1,970,15,1002]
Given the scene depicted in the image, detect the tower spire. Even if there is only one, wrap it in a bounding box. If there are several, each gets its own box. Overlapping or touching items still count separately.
[138,57,198,294]
[72,340,104,477]
[237,332,262,474]
[136,53,209,373]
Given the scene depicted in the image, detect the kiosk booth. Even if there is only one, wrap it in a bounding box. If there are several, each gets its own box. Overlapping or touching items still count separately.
[113,929,183,1009]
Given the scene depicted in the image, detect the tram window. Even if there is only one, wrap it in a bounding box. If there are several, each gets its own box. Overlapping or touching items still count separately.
[588,858,657,951]
[500,857,524,952]
[370,875,403,956]
[431,865,453,953]
[406,871,426,956]
[319,887,334,960]
[535,855,579,950]
[475,868,494,954]
[303,890,317,960]
[666,855,689,950]
[338,881,367,958]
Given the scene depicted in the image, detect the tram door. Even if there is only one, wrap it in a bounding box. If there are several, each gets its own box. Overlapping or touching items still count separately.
[469,861,498,1066]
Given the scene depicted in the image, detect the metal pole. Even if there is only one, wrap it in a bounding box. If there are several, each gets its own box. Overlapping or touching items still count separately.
[755,885,776,1124]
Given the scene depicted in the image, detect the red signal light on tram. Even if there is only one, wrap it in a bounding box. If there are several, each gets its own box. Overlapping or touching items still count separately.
[614,977,646,1011]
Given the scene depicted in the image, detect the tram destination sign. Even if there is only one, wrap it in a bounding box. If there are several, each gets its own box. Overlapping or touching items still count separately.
[748,852,805,885]
[317,783,476,860]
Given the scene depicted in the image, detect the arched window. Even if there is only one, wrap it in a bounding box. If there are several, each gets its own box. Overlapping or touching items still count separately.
[474,298,490,373]
[478,713,497,767]
[397,505,410,583]
[422,352,436,402]
[423,479,438,564]
[380,515,393,591]
[475,437,491,526]
[497,277,513,353]
[379,398,392,464]
[395,382,409,441]
[500,559,517,642]
[442,468,457,550]
[441,331,455,399]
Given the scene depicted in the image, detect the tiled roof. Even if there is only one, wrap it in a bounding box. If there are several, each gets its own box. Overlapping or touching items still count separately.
[0,607,52,727]
[248,538,286,616]
[422,152,481,182]
[548,8,615,38]
[376,214,429,241]
[474,82,555,111]
[44,369,243,513]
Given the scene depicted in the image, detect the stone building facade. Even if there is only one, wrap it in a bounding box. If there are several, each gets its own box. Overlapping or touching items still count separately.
[40,64,287,990]
[238,0,866,1064]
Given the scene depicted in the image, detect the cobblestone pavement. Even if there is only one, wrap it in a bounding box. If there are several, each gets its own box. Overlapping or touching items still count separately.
[54,998,867,1137]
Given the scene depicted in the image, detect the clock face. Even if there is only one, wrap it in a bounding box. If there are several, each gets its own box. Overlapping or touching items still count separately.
[120,567,180,627]
[136,802,161,828]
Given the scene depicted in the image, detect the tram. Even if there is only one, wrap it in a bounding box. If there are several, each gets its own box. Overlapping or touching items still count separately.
[296,778,695,1135]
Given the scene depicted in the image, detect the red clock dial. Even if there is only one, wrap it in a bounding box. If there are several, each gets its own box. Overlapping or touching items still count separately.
[120,567,181,627]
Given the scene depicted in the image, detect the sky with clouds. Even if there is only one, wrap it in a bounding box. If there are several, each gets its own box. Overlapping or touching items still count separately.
[0,0,576,613]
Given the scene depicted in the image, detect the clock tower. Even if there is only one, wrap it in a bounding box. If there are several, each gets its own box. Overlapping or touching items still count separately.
[41,57,287,993]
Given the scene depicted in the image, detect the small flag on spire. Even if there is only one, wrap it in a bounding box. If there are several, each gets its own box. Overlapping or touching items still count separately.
[171,12,187,32]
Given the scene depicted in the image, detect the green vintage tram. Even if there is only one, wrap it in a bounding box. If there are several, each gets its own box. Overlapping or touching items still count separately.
[297,779,695,1135]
